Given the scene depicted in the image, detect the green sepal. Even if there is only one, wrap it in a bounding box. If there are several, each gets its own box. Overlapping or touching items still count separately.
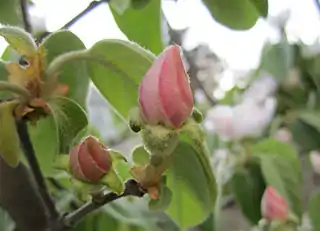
[141,125,179,156]
[53,154,70,172]
[191,107,203,123]
[100,168,124,195]
[0,101,21,167]
[108,149,127,163]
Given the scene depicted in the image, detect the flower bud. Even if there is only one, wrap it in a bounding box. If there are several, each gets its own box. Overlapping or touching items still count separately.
[261,187,288,222]
[69,136,112,183]
[138,45,194,129]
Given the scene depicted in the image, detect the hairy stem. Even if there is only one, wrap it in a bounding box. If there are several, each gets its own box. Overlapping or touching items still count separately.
[63,179,146,227]
[16,120,60,220]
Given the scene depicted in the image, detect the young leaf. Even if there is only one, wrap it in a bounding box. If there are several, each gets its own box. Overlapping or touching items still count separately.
[0,101,21,167]
[202,0,268,30]
[0,26,37,57]
[110,0,163,54]
[251,139,303,219]
[298,111,320,132]
[231,162,266,224]
[308,191,320,231]
[87,39,154,120]
[41,30,90,108]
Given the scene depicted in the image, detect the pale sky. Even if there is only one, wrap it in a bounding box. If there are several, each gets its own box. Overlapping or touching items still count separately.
[0,0,319,71]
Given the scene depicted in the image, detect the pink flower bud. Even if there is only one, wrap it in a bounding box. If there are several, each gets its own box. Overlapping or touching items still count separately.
[138,45,194,128]
[310,151,320,175]
[69,136,112,183]
[261,187,288,222]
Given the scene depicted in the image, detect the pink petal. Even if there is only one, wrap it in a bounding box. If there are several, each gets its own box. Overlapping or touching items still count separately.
[138,49,167,125]
[159,45,193,128]
[69,144,88,181]
[261,187,288,222]
[78,139,106,183]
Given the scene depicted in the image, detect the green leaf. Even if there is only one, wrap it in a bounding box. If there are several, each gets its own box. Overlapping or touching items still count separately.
[110,0,163,54]
[259,41,294,82]
[202,0,268,30]
[0,0,22,26]
[0,101,21,167]
[41,30,90,108]
[298,111,320,132]
[132,145,150,165]
[0,26,37,56]
[87,39,154,119]
[0,61,9,98]
[308,191,320,231]
[231,162,266,224]
[149,178,172,211]
[166,139,217,229]
[1,46,20,62]
[109,0,131,14]
[48,96,88,153]
[28,116,59,176]
[289,119,320,152]
[251,139,303,219]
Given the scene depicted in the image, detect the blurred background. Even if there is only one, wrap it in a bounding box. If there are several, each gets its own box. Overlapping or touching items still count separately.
[1,0,320,230]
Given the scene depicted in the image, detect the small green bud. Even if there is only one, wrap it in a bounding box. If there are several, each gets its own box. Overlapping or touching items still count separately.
[192,107,203,123]
[128,107,144,133]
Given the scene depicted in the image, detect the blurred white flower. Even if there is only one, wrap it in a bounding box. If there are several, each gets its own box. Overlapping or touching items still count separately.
[29,5,47,35]
[242,74,277,103]
[310,151,320,175]
[274,128,292,143]
[211,148,235,185]
[204,98,277,140]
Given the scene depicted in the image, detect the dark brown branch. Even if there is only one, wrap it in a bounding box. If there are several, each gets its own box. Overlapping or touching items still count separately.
[63,179,146,228]
[0,157,49,231]
[20,0,32,33]
[37,0,107,43]
[16,120,60,220]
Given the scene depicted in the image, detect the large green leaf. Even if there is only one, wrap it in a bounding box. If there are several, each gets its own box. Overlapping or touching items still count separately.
[308,191,320,231]
[231,162,266,224]
[251,139,303,219]
[202,0,268,30]
[166,138,217,229]
[49,96,88,153]
[110,0,163,54]
[41,30,90,108]
[29,97,88,175]
[87,39,154,120]
[259,41,294,82]
[0,0,22,26]
[28,116,59,176]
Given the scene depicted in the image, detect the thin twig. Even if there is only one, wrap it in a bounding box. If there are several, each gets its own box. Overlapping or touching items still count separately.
[63,179,146,227]
[15,120,60,220]
[37,0,106,43]
[20,0,32,33]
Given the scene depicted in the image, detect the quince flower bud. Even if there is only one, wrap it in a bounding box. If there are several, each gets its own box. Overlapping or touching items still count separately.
[69,136,112,183]
[138,45,194,129]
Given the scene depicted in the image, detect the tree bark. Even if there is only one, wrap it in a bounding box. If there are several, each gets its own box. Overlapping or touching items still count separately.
[0,158,49,231]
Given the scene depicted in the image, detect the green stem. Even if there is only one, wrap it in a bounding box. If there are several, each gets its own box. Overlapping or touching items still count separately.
[0,81,31,99]
[214,183,222,231]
